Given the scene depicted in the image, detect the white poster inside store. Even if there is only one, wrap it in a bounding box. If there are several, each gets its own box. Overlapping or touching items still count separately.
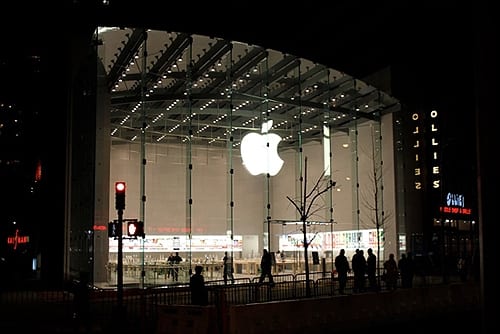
[109,235,243,253]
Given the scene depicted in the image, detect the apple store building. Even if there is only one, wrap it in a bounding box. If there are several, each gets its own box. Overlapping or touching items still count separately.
[67,27,402,285]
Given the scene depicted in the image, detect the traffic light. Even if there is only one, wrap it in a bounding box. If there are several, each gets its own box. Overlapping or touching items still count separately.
[108,221,119,238]
[115,181,126,210]
[127,220,145,238]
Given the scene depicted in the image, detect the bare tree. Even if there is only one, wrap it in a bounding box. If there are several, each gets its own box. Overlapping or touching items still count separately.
[286,156,336,297]
[359,127,393,284]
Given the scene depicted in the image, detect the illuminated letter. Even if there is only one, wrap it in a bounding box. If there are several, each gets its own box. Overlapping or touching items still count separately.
[413,126,419,134]
[432,138,439,146]
[414,140,420,148]
[414,168,421,176]
[433,180,440,188]
[433,166,440,174]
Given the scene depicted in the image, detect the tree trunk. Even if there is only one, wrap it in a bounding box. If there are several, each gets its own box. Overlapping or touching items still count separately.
[303,219,311,297]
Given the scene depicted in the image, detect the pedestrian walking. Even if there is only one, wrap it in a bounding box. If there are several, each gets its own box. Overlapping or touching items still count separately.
[258,249,275,286]
[223,251,235,284]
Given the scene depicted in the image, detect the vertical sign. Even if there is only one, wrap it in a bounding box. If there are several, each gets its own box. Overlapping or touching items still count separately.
[411,112,424,190]
[428,110,441,189]
[411,109,441,190]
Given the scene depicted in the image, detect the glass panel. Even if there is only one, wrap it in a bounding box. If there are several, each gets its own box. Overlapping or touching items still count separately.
[93,27,400,286]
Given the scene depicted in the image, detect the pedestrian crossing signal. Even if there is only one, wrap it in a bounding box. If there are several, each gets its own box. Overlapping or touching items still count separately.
[108,221,119,238]
[127,220,145,238]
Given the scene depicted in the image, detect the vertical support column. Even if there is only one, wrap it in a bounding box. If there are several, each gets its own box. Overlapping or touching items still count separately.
[117,208,123,311]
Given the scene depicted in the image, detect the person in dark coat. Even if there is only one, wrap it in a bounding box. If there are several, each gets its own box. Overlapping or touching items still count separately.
[258,249,274,286]
[334,249,350,294]
[366,248,378,291]
[399,253,411,288]
[352,249,367,293]
[223,251,235,284]
[383,253,399,290]
[172,252,182,281]
[190,265,208,305]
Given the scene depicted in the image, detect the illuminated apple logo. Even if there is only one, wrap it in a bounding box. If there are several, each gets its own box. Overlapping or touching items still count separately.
[240,120,284,176]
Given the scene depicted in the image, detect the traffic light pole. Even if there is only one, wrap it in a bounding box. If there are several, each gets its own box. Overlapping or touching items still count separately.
[117,208,124,312]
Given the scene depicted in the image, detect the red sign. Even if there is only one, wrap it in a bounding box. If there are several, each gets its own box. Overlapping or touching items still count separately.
[439,206,472,215]
[7,229,30,250]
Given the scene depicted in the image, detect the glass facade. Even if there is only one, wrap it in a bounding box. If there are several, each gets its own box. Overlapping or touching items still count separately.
[67,27,401,285]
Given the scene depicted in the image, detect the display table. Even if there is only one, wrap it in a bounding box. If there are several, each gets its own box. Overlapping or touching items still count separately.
[105,258,323,284]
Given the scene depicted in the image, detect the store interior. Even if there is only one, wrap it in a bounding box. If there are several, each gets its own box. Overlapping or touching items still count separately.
[69,27,402,285]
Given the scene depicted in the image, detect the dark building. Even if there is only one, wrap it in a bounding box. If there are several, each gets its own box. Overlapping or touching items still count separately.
[0,53,44,284]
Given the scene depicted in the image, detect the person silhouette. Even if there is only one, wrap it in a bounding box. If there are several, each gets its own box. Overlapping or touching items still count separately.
[190,265,208,305]
[352,249,367,293]
[406,252,415,286]
[223,251,235,284]
[398,253,410,288]
[383,253,399,290]
[334,249,350,294]
[172,252,182,281]
[258,249,275,286]
[366,248,378,291]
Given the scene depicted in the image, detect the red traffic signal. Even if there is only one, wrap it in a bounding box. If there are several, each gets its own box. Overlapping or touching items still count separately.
[115,181,126,210]
[127,220,145,238]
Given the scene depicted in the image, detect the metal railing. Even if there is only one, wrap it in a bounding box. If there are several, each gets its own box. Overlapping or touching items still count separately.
[0,272,471,333]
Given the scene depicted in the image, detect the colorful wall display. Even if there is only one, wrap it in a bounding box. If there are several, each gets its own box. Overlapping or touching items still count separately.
[278,228,382,254]
[109,234,243,253]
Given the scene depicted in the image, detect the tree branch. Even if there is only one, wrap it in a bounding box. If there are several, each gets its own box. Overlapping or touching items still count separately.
[287,195,302,214]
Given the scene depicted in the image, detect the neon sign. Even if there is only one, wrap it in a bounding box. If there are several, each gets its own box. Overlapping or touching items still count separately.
[440,193,471,216]
[446,192,465,207]
[7,229,30,250]
[439,206,472,215]
[411,110,441,190]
